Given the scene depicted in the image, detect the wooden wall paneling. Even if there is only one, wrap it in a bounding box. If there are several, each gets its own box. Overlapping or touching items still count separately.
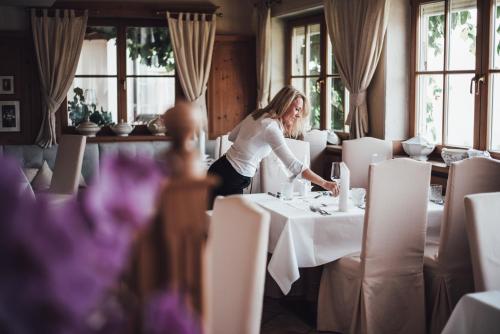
[0,31,41,145]
[207,35,256,139]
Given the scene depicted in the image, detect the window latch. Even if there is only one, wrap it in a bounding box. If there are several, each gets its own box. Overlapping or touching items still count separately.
[470,74,485,95]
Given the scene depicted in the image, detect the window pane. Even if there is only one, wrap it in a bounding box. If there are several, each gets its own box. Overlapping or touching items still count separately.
[126,27,175,76]
[493,1,500,69]
[127,78,176,122]
[291,78,305,95]
[419,2,445,71]
[446,74,474,147]
[67,78,117,126]
[326,37,339,75]
[490,74,500,150]
[448,0,477,70]
[76,26,117,75]
[307,24,321,75]
[417,74,443,144]
[291,26,306,76]
[327,77,348,131]
[307,78,320,129]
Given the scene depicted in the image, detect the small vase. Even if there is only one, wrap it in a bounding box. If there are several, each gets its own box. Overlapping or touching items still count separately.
[76,117,100,137]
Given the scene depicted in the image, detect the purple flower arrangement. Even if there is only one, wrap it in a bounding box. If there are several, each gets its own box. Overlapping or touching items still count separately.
[0,155,200,334]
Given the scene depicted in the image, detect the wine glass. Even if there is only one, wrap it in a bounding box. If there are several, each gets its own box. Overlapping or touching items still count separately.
[330,162,341,186]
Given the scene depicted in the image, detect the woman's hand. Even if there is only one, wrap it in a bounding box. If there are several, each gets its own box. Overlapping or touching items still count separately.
[322,180,340,197]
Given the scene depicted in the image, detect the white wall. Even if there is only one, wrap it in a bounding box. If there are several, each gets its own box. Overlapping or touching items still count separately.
[270,17,285,97]
[384,0,410,140]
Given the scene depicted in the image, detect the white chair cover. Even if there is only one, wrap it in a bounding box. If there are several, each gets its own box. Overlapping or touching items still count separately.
[342,137,392,189]
[260,138,310,194]
[205,196,270,334]
[49,135,86,195]
[318,158,431,334]
[465,192,500,292]
[303,129,327,175]
[425,157,500,334]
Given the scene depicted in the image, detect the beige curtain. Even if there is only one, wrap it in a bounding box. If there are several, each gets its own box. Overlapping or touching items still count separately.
[31,9,88,148]
[166,12,216,131]
[323,0,389,138]
[256,2,271,109]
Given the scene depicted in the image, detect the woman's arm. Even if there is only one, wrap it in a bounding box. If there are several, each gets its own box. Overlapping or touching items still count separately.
[265,123,339,196]
[301,168,339,196]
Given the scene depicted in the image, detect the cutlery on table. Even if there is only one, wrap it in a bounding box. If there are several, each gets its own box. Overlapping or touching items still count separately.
[309,205,331,216]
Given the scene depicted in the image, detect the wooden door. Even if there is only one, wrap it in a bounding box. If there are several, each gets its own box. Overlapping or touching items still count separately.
[207,35,256,139]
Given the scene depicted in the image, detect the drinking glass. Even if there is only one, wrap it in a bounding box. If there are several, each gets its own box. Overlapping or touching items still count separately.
[429,184,444,204]
[281,181,294,200]
[330,162,341,185]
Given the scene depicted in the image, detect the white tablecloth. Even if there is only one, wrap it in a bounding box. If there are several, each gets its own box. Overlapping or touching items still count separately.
[244,192,444,294]
[442,291,500,334]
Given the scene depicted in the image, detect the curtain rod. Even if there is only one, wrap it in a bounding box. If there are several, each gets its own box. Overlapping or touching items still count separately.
[156,11,223,18]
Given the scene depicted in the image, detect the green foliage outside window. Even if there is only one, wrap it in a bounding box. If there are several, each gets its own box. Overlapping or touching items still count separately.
[127,27,175,73]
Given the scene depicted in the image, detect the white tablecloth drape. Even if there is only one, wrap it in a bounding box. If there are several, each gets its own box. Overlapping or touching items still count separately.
[442,291,500,334]
[244,193,444,294]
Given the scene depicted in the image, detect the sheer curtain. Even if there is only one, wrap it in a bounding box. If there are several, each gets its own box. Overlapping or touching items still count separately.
[166,12,216,131]
[31,9,88,147]
[256,2,271,109]
[323,0,389,138]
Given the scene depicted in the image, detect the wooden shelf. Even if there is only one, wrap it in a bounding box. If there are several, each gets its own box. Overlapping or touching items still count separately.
[87,135,172,143]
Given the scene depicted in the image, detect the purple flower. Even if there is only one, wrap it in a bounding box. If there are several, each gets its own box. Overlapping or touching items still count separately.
[144,291,201,334]
[0,154,165,334]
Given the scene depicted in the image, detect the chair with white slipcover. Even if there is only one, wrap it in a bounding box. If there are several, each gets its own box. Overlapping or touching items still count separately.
[317,158,431,334]
[424,157,500,334]
[260,138,310,194]
[465,192,500,292]
[342,137,392,189]
[206,196,270,334]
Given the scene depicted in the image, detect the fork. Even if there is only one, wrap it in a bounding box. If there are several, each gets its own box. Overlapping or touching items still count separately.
[309,205,331,216]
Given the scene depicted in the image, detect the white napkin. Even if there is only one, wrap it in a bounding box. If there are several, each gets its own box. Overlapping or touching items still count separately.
[339,162,350,212]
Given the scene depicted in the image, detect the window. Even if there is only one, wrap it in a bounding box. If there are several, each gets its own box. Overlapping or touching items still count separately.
[412,0,500,153]
[67,21,176,127]
[288,16,349,132]
[488,0,500,150]
[415,1,477,147]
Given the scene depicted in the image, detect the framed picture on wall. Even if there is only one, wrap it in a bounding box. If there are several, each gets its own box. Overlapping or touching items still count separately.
[0,76,14,94]
[0,101,20,132]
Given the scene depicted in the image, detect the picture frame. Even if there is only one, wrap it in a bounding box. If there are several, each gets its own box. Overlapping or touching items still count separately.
[0,76,14,94]
[0,101,20,132]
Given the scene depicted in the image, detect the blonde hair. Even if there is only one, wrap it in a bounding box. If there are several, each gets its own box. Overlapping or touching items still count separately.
[252,85,310,138]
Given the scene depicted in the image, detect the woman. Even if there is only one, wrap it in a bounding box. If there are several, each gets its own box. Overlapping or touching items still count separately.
[208,86,339,204]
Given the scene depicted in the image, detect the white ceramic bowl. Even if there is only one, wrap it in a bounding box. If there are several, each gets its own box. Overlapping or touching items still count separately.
[402,142,435,161]
[110,121,134,137]
[441,148,469,166]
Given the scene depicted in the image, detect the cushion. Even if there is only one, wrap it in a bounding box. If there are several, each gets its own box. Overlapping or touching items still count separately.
[31,161,53,192]
[22,167,39,183]
[30,160,87,192]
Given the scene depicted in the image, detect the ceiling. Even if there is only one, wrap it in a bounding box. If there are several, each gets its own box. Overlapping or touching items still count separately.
[0,0,56,6]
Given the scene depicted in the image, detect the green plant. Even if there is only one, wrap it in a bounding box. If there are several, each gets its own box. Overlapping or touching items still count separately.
[68,87,113,126]
[127,27,175,73]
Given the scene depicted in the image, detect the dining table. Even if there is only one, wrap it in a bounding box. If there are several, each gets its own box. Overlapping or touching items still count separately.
[243,192,444,295]
[442,291,500,334]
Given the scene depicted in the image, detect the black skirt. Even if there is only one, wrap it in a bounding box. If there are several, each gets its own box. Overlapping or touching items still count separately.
[207,155,251,208]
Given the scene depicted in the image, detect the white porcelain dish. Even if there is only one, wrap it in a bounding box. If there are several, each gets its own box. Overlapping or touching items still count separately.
[402,135,435,161]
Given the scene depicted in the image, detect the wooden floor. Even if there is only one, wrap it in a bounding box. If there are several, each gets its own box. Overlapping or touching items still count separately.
[260,297,337,334]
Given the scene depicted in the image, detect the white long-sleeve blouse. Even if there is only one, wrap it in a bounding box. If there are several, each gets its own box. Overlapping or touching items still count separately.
[225,114,304,178]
